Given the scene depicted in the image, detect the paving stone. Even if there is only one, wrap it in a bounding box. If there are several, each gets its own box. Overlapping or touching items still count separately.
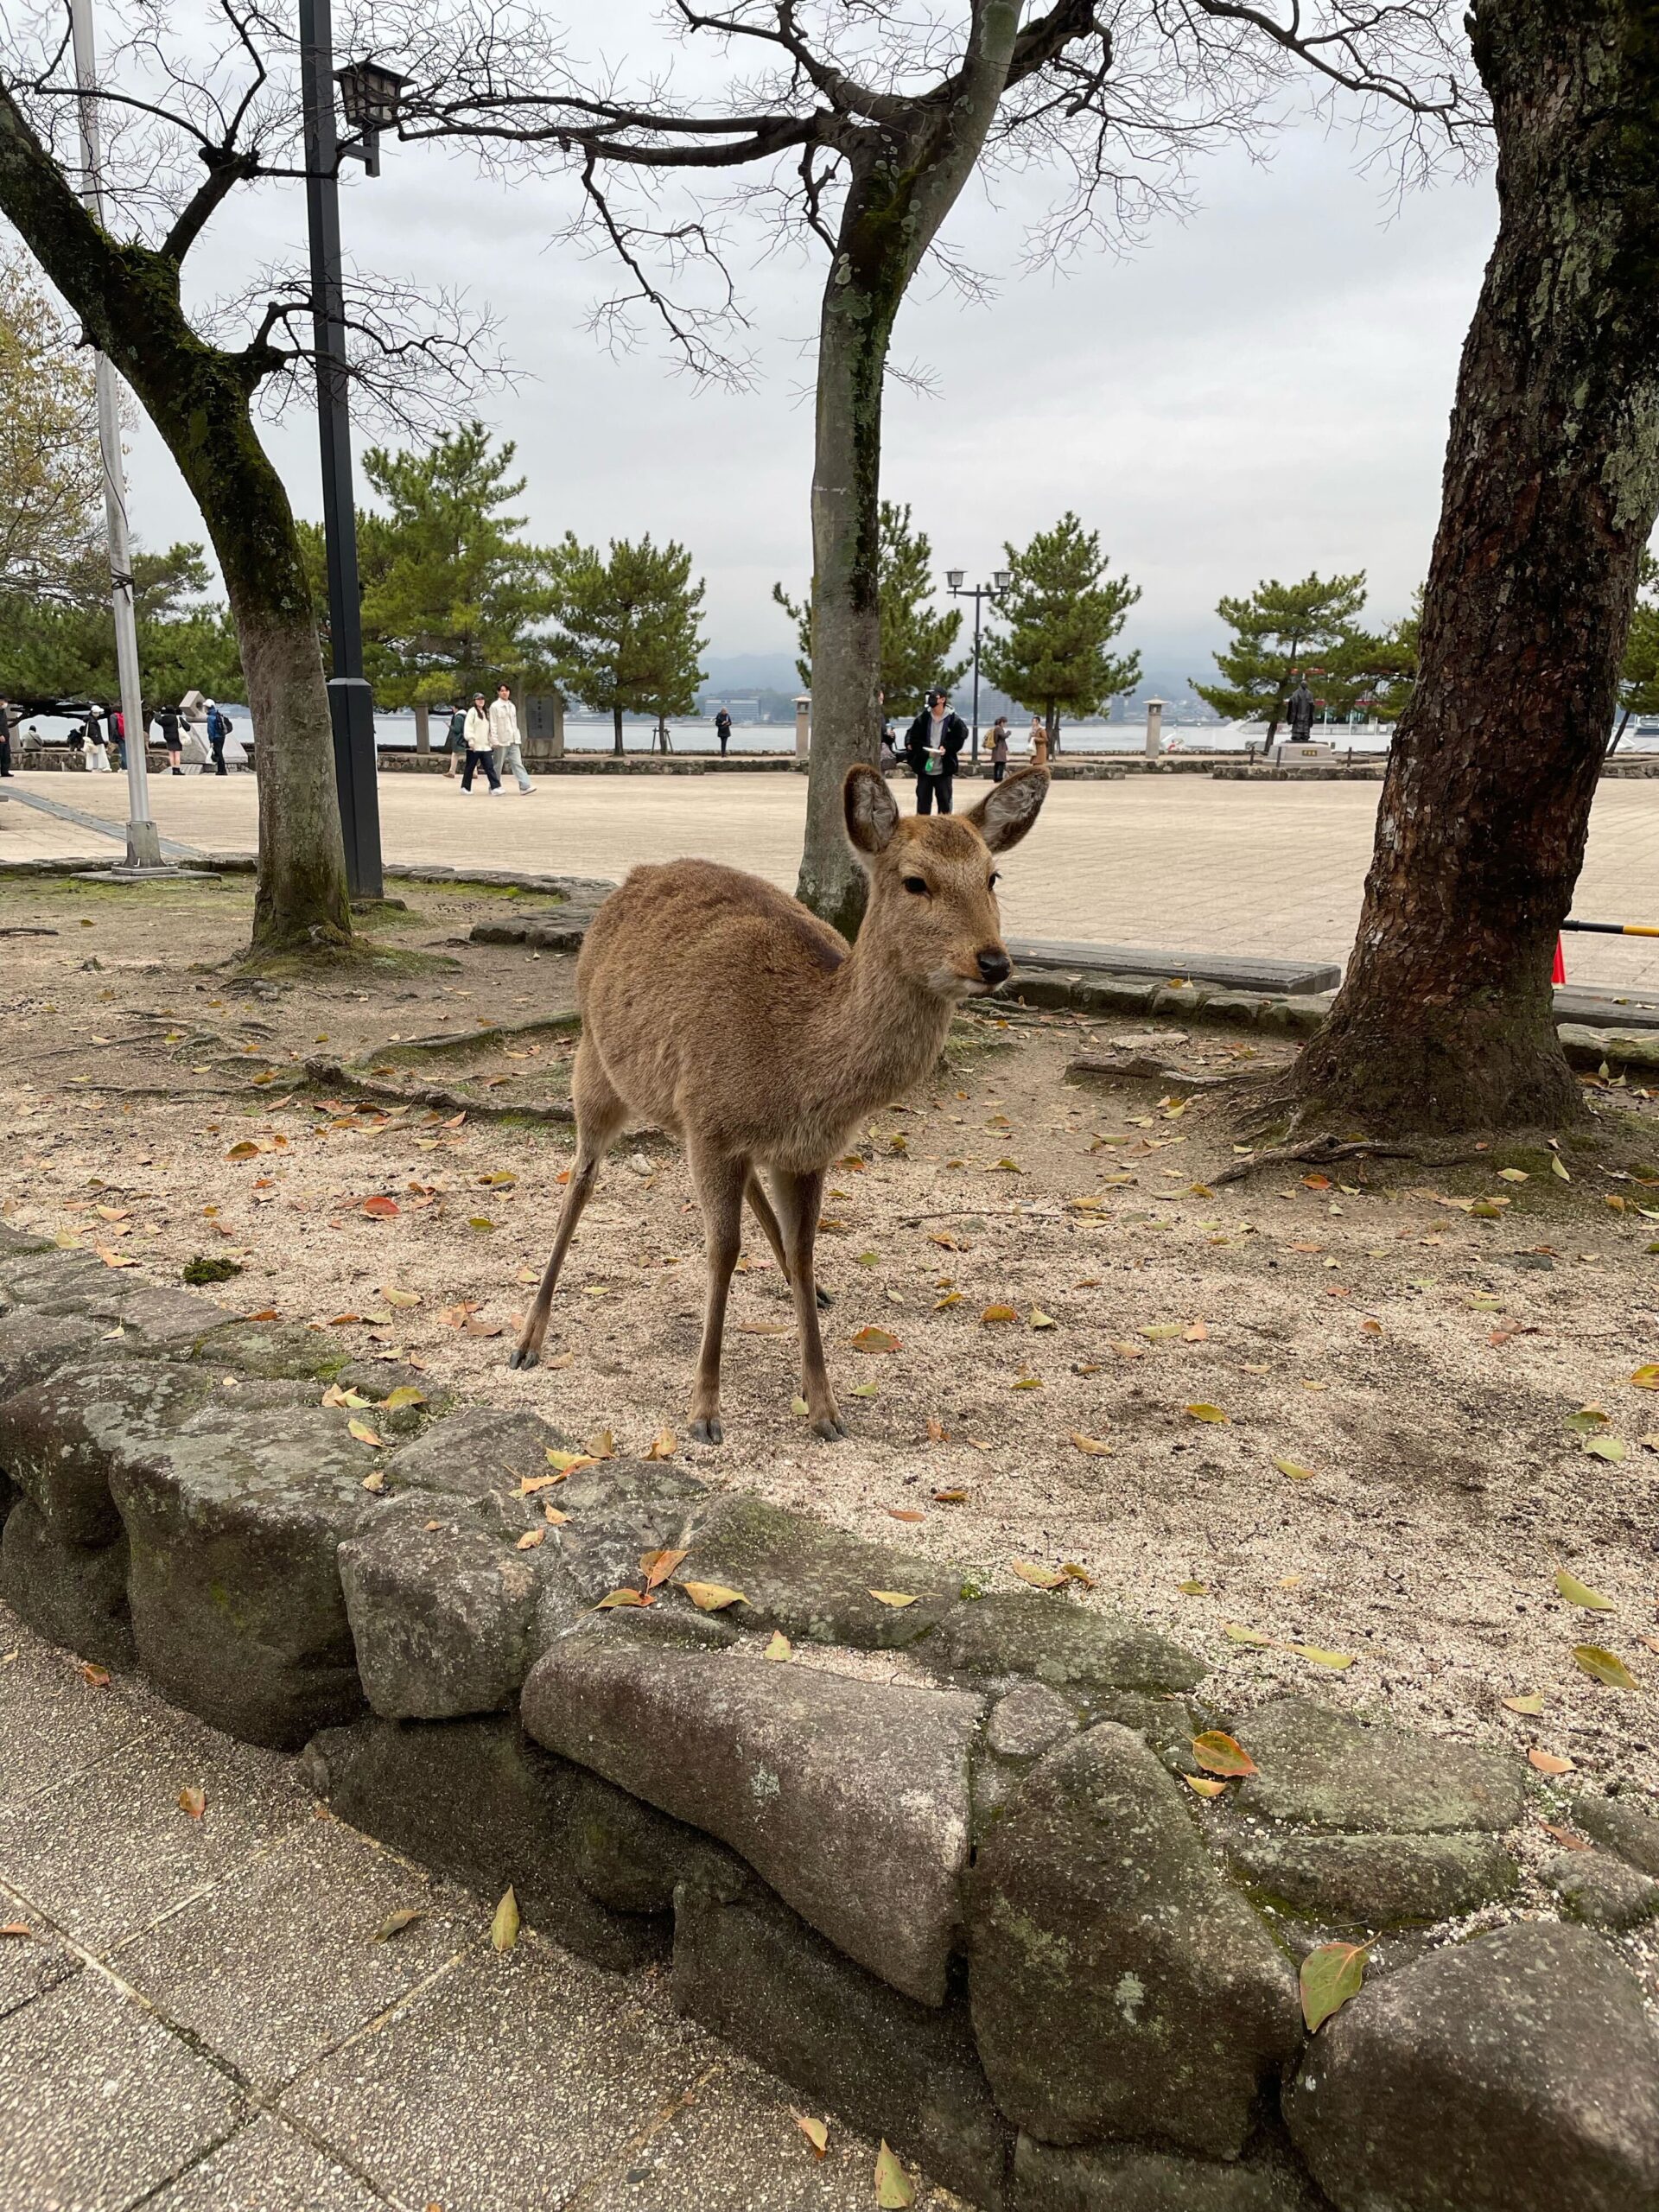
[1224,1826,1517,1925]
[671,1878,1013,2209]
[0,1971,245,2210]
[302,1709,728,1973]
[524,1618,982,2005]
[144,2113,385,2212]
[0,1601,154,1803]
[929,1591,1205,1703]
[0,1914,80,2021]
[1284,1922,1659,2212]
[113,1404,376,1748]
[1013,2135,1319,2211]
[0,1497,134,1668]
[1573,1790,1659,1878]
[281,1936,709,2212]
[969,1722,1302,2159]
[0,1255,229,1351]
[112,1817,483,2092]
[339,1492,543,1719]
[545,1456,715,1605]
[1234,1699,1526,1834]
[0,1713,310,1954]
[678,1489,964,1649]
[1543,1847,1659,1931]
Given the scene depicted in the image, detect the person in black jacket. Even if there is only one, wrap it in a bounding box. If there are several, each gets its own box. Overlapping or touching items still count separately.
[904,689,968,814]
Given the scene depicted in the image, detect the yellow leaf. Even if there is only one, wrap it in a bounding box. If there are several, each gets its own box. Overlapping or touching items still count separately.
[934,1292,963,1310]
[1502,1693,1545,1715]
[1292,1644,1356,1670]
[1030,1310,1058,1330]
[1630,1364,1659,1390]
[346,1418,385,1447]
[545,1448,595,1474]
[1573,1643,1637,1689]
[1224,1623,1275,1647]
[681,1581,747,1611]
[516,1529,546,1551]
[382,1286,423,1307]
[1185,1776,1229,1798]
[1497,1167,1529,1182]
[381,1385,426,1411]
[491,1885,520,1952]
[1555,1568,1616,1611]
[644,1427,677,1462]
[225,1141,260,1160]
[1551,1154,1571,1181]
[764,1630,792,1663]
[990,1157,1023,1173]
[1011,1560,1067,1589]
[1273,1456,1316,1481]
[981,1303,1018,1325]
[1177,1579,1208,1595]
[793,2112,828,2158]
[850,1326,900,1354]
[640,1547,688,1590]
[791,1395,810,1416]
[1192,1731,1257,1778]
[1185,1402,1230,1424]
[1069,1432,1113,1456]
[851,1382,880,1399]
[874,2142,915,2209]
[1140,1322,1183,1341]
[1061,1561,1095,1587]
[595,1589,652,1609]
[1300,1942,1367,2032]
[586,1429,616,1460]
[868,1589,918,1608]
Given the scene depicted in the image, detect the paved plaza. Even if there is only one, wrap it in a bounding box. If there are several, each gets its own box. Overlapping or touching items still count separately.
[6,766,1659,991]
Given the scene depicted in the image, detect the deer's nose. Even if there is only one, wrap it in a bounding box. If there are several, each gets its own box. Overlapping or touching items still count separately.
[977,948,1011,987]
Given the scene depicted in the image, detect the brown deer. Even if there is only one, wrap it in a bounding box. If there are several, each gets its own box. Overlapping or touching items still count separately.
[509,763,1050,1441]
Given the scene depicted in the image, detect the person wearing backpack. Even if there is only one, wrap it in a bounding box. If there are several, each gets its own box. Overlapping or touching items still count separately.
[204,700,230,775]
[443,703,467,778]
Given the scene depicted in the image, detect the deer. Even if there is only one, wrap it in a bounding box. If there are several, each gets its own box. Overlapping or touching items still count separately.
[509,762,1051,1443]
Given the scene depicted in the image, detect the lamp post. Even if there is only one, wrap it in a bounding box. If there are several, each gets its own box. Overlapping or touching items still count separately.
[68,0,163,873]
[297,6,406,900]
[945,568,1011,770]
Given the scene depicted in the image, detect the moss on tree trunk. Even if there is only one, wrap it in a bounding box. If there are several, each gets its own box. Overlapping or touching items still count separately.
[1287,0,1659,1134]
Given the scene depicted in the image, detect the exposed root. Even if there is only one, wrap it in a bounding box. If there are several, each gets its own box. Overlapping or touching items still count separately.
[302,1057,575,1124]
[1211,1134,1466,1187]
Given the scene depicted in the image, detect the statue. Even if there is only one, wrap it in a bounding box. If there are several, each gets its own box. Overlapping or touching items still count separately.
[1284,678,1316,743]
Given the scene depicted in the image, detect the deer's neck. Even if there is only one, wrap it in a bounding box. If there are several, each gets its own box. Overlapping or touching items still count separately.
[805,935,956,1139]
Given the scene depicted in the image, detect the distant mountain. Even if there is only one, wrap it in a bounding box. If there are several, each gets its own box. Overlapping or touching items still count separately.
[701,652,803,693]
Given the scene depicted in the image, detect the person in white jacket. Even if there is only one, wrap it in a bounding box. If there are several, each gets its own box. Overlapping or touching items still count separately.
[487,683,534,794]
[459,692,501,793]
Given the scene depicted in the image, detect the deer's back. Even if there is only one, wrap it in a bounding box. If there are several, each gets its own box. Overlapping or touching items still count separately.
[576,860,850,1150]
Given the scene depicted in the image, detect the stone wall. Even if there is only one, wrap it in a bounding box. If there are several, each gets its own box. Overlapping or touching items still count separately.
[1,1222,1656,2212]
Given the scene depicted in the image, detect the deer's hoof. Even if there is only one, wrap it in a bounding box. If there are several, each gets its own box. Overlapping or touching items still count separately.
[810,1413,849,1443]
[815,1284,835,1311]
[508,1344,539,1372]
[690,1416,723,1446]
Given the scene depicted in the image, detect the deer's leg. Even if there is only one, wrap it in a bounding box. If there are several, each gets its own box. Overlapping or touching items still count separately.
[775,1167,845,1442]
[747,1173,834,1311]
[689,1146,747,1446]
[509,1042,626,1371]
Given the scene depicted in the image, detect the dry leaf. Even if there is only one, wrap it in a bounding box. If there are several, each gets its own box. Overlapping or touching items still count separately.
[764,1630,793,1663]
[372,1907,425,1942]
[545,1448,596,1474]
[681,1581,747,1611]
[381,1385,426,1411]
[80,1662,111,1688]
[640,1547,689,1590]
[1192,1731,1257,1778]
[516,1529,546,1551]
[644,1427,677,1462]
[980,1303,1019,1325]
[1555,1569,1616,1611]
[1011,1560,1068,1590]
[362,1195,400,1218]
[1030,1310,1058,1330]
[1070,1431,1113,1456]
[868,1589,918,1608]
[874,2142,915,2209]
[1177,1580,1208,1595]
[0,1923,31,1939]
[1528,1747,1575,1775]
[594,1589,652,1609]
[1273,1456,1316,1481]
[933,1488,968,1504]
[586,1429,616,1460]
[1292,1644,1356,1670]
[887,1507,925,1523]
[346,1418,385,1447]
[177,1786,207,1819]
[1502,1693,1545,1715]
[382,1286,422,1308]
[1573,1643,1637,1689]
[1630,1364,1659,1390]
[793,2113,828,2158]
[361,1470,386,1494]
[850,1326,900,1354]
[1185,1402,1230,1424]
[1301,1942,1368,2032]
[1185,1776,1229,1799]
[491,1885,520,1952]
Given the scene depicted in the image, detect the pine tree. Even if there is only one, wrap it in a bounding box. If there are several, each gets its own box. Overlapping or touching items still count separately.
[1616,554,1659,747]
[0,540,240,706]
[549,534,708,754]
[1193,573,1369,739]
[981,512,1141,747]
[772,501,966,717]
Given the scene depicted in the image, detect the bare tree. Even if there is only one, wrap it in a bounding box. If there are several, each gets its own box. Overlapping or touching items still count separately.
[384,0,1475,932]
[0,2,502,957]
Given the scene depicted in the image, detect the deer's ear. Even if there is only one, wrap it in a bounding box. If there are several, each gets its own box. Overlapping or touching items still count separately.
[968,766,1050,854]
[844,764,900,855]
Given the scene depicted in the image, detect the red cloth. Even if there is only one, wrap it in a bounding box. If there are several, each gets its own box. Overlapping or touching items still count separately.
[1552,937,1567,985]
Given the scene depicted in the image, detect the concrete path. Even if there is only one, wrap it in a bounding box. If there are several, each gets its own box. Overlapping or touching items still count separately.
[0,1601,957,2212]
[6,767,1659,991]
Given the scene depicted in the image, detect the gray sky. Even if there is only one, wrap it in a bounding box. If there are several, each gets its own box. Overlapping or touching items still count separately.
[123,9,1498,673]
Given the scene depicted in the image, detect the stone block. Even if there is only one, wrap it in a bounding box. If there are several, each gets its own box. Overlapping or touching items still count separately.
[186,1317,348,1382]
[671,1879,1013,2209]
[1543,1847,1659,1931]
[0,1310,105,1401]
[1013,2136,1319,2211]
[1072,979,1159,1015]
[929,1592,1205,1703]
[386,1405,571,1501]
[1014,974,1082,1012]
[1224,1827,1517,1926]
[1573,1790,1659,1878]
[546,1457,714,1604]
[1281,995,1333,1035]
[969,1723,1302,2158]
[680,1489,963,1649]
[113,1404,376,1749]
[1199,992,1266,1030]
[1235,1700,1525,1835]
[523,1618,982,2004]
[1151,984,1210,1018]
[338,1493,544,1719]
[1284,1923,1659,2212]
[0,1497,134,1667]
[301,1711,733,1972]
[0,1354,217,1546]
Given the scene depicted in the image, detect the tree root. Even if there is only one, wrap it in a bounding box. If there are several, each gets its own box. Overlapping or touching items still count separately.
[1210,1134,1467,1187]
[302,1057,575,1123]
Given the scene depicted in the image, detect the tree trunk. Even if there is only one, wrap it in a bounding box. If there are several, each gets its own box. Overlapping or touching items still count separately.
[1285,0,1659,1135]
[413,702,430,753]
[613,703,625,756]
[795,2,1022,936]
[1609,708,1631,756]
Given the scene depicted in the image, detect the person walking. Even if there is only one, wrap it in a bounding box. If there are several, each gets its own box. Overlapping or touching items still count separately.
[86,724,111,771]
[0,698,12,779]
[459,692,501,794]
[715,707,732,757]
[488,682,533,794]
[157,704,182,774]
[204,699,231,776]
[989,715,1011,783]
[443,702,467,778]
[904,689,968,815]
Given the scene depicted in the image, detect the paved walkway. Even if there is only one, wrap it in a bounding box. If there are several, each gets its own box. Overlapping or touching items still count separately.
[6,767,1659,990]
[0,1602,950,2212]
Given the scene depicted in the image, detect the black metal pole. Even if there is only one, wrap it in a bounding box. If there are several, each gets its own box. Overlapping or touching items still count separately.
[299,0,383,901]
[969,588,983,771]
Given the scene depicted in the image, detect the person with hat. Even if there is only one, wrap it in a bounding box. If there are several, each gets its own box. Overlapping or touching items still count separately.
[904,688,968,814]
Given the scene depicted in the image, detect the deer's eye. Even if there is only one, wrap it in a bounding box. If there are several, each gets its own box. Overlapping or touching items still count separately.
[902,875,929,897]
[988,872,1001,890]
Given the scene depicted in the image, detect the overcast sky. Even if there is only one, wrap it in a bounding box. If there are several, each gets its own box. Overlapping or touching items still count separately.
[118,4,1499,674]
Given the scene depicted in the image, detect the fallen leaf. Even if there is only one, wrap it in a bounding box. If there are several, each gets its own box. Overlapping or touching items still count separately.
[80,1662,111,1688]
[980,1304,1019,1325]
[640,1547,688,1590]
[361,1470,386,1493]
[644,1427,677,1462]
[516,1529,546,1551]
[887,1507,925,1522]
[491,1885,520,1952]
[1011,1560,1068,1590]
[1497,1167,1529,1182]
[372,1907,425,1942]
[1564,1406,1610,1433]
[1272,1455,1317,1482]
[1502,1694,1545,1715]
[1292,1644,1356,1670]
[790,1395,810,1416]
[1301,1942,1368,2032]
[1224,1624,1275,1647]
[850,1326,900,1354]
[681,1581,747,1611]
[381,1385,427,1411]
[1069,1432,1114,1456]
[764,1630,793,1663]
[851,1382,880,1399]
[545,1448,595,1474]
[926,1415,949,1443]
[225,1141,260,1160]
[362,1195,400,1218]
[594,1589,652,1609]
[933,1488,968,1504]
[543,1503,569,1525]
[1631,1364,1659,1391]
[793,2112,828,2158]
[382,1286,422,1308]
[736,1318,793,1335]
[1551,1155,1571,1181]
[1528,1747,1575,1775]
[1177,1579,1208,1596]
[586,1429,616,1460]
[1030,1310,1058,1330]
[1573,1643,1637,1689]
[868,1589,918,1608]
[1555,1569,1616,1611]
[874,2142,915,2209]
[1185,1776,1229,1798]
[177,1786,207,1819]
[347,1418,385,1447]
[1185,1402,1230,1424]
[0,1923,31,1939]
[1192,1731,1257,1778]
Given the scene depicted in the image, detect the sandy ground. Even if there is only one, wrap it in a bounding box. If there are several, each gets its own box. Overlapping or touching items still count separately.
[3,865,1658,1933]
[10,766,1659,991]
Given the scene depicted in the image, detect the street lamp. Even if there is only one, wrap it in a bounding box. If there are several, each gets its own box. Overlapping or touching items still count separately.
[298,4,400,900]
[945,568,1012,770]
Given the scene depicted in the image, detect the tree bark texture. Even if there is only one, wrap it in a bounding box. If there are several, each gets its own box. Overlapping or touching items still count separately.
[0,89,351,957]
[613,703,626,755]
[796,1,1021,936]
[1289,0,1659,1133]
[413,702,430,753]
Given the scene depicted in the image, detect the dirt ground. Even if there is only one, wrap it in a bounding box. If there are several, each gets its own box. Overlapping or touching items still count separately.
[3,870,1657,1847]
